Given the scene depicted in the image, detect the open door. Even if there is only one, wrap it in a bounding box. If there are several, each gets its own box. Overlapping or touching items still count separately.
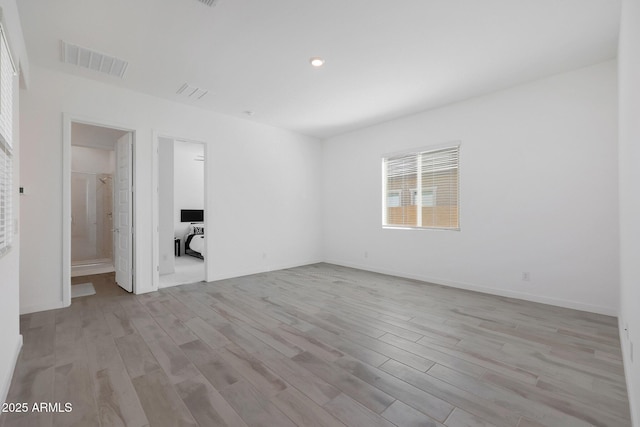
[115,133,133,292]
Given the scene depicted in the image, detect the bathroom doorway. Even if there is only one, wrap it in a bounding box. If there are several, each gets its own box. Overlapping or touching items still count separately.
[70,123,133,291]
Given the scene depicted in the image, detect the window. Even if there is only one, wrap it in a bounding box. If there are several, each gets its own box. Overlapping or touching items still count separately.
[0,25,15,258]
[410,187,436,207]
[387,189,401,207]
[382,145,459,229]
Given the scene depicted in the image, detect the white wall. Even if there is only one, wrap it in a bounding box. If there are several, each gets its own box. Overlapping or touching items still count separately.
[173,140,204,240]
[0,0,26,405]
[71,145,114,174]
[618,0,640,423]
[71,123,125,151]
[20,65,323,313]
[322,61,619,315]
[158,137,174,275]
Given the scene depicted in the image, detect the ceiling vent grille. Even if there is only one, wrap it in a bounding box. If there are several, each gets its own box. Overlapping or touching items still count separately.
[177,83,208,100]
[61,41,128,78]
[197,0,218,6]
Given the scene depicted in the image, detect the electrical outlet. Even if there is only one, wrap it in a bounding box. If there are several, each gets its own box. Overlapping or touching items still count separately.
[364,251,368,259]
[262,252,267,259]
[522,272,531,282]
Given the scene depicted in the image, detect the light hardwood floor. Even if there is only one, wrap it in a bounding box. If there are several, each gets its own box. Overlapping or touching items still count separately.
[1,263,631,427]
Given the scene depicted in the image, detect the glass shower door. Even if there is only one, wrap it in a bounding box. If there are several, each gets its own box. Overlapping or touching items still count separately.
[71,172,113,264]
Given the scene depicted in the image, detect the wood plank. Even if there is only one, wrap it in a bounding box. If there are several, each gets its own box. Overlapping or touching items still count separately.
[145,335,200,384]
[217,343,288,397]
[445,408,498,427]
[53,359,100,427]
[131,369,197,427]
[271,387,346,427]
[381,400,445,427]
[153,313,199,345]
[379,359,519,427]
[335,355,453,422]
[291,351,395,414]
[175,374,249,427]
[114,333,161,379]
[482,371,628,427]
[219,380,297,427]
[254,345,341,406]
[93,364,149,427]
[179,339,243,390]
[184,317,231,349]
[323,393,396,427]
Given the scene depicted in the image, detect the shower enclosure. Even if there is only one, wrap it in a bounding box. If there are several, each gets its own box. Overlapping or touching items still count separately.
[71,172,114,275]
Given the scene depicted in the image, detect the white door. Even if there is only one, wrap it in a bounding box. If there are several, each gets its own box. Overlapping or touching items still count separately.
[115,133,133,292]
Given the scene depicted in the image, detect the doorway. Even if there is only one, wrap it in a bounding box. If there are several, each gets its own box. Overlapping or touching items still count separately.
[65,120,135,301]
[155,136,206,288]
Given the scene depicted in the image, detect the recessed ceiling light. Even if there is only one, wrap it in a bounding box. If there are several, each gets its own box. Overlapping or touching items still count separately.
[310,57,325,67]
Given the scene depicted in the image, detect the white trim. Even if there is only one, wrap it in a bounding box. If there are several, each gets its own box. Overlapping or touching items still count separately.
[382,140,461,159]
[62,113,137,306]
[0,333,22,405]
[324,259,619,316]
[151,131,160,292]
[619,321,638,426]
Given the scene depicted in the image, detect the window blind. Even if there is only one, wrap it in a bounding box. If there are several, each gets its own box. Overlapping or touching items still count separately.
[383,145,459,229]
[0,24,14,257]
[0,142,10,256]
[0,25,12,147]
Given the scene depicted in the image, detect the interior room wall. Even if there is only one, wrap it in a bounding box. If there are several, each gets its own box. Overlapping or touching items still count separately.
[19,65,323,314]
[158,137,175,275]
[71,124,122,151]
[71,145,114,174]
[0,0,27,406]
[618,0,640,423]
[322,60,619,315]
[173,140,204,243]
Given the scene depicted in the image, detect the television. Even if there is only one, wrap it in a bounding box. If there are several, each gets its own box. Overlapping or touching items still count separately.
[181,209,204,222]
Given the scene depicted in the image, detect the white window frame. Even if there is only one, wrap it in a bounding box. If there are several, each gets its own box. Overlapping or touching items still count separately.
[382,143,460,230]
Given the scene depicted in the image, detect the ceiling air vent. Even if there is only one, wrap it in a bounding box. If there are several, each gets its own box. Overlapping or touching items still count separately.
[177,83,208,100]
[61,41,128,78]
[197,0,218,6]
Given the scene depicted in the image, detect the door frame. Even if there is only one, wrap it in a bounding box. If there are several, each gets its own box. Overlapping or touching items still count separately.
[151,132,210,291]
[62,113,137,306]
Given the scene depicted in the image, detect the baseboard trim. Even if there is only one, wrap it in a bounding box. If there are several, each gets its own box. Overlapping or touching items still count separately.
[619,317,638,426]
[324,259,618,316]
[20,299,67,315]
[1,334,22,405]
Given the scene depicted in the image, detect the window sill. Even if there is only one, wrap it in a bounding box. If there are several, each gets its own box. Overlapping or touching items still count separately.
[382,225,460,231]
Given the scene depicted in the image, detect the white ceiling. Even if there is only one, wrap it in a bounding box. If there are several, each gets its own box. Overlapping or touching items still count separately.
[17,0,621,139]
[71,122,127,150]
